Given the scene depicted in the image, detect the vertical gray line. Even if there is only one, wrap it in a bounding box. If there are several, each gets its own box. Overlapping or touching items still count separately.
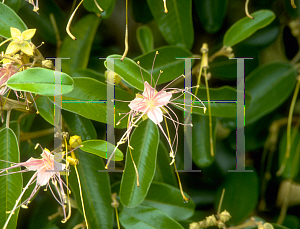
[229,58,253,173]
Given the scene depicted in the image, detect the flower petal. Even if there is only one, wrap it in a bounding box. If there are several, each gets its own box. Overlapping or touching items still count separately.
[5,41,20,54]
[37,168,54,186]
[142,81,156,99]
[147,107,163,124]
[10,27,21,38]
[21,29,36,40]
[129,97,148,112]
[154,90,172,107]
[23,158,44,171]
[20,41,34,56]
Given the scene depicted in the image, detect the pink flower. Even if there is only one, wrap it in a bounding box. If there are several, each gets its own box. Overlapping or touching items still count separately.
[106,54,206,168]
[0,63,17,95]
[0,147,68,229]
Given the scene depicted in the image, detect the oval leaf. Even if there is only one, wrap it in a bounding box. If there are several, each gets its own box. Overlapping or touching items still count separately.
[36,96,54,125]
[142,182,195,221]
[192,114,216,167]
[195,0,228,34]
[215,169,259,225]
[0,127,22,229]
[81,140,124,161]
[224,10,275,47]
[146,0,194,49]
[7,68,74,96]
[120,119,159,208]
[120,205,184,229]
[0,3,27,38]
[136,25,154,54]
[60,14,101,75]
[245,62,297,125]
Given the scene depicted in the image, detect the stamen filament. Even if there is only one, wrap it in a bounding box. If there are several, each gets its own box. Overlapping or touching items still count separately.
[66,0,85,40]
[121,0,128,61]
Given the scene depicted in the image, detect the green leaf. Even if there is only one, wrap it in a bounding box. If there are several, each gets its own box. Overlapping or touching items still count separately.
[0,127,22,229]
[105,55,151,91]
[7,68,74,96]
[120,119,159,208]
[195,0,228,34]
[136,25,154,54]
[278,128,300,179]
[60,14,101,75]
[72,68,106,82]
[153,141,177,187]
[80,140,123,161]
[83,0,114,12]
[245,62,297,125]
[134,46,193,85]
[142,182,195,221]
[69,150,114,229]
[83,0,115,18]
[0,3,27,39]
[66,113,113,229]
[36,96,54,125]
[177,86,251,118]
[3,0,22,12]
[271,224,289,229]
[120,205,184,229]
[215,169,259,225]
[192,114,216,167]
[146,0,194,50]
[223,10,275,47]
[9,121,20,142]
[63,111,97,140]
[51,77,133,129]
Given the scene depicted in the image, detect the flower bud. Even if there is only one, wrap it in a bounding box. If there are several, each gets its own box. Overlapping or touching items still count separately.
[219,210,231,222]
[69,135,82,149]
[198,220,206,228]
[205,215,217,226]
[42,60,54,69]
[217,221,225,228]
[105,70,122,85]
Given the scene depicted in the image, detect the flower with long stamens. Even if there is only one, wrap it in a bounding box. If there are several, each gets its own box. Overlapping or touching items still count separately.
[0,63,18,95]
[106,52,206,168]
[0,146,68,229]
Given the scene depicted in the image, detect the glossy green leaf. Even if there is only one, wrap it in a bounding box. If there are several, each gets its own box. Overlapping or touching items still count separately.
[146,0,194,50]
[83,0,115,18]
[9,121,20,142]
[192,114,216,167]
[142,182,195,221]
[120,205,184,229]
[136,25,154,54]
[67,114,113,229]
[195,0,228,33]
[0,127,22,229]
[69,150,114,229]
[50,77,134,129]
[105,55,151,90]
[120,119,159,208]
[245,62,297,125]
[215,169,259,224]
[60,14,101,75]
[72,68,106,82]
[278,128,300,179]
[80,140,123,161]
[83,0,114,13]
[132,0,153,23]
[63,111,97,140]
[177,86,251,118]
[153,141,177,187]
[4,0,22,12]
[0,3,27,38]
[134,46,193,85]
[36,96,54,125]
[7,68,74,96]
[223,10,275,47]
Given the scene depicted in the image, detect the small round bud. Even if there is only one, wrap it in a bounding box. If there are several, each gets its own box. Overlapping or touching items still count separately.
[206,215,217,226]
[198,220,206,228]
[42,60,54,69]
[217,221,225,228]
[219,210,231,223]
[69,135,82,149]
[105,70,122,85]
[189,222,200,229]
